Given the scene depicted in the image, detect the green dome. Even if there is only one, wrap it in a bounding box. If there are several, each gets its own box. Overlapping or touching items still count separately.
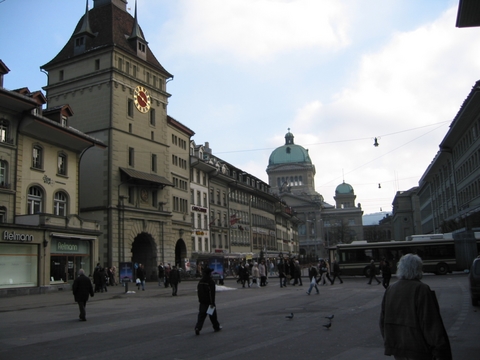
[336,182,354,194]
[268,130,312,166]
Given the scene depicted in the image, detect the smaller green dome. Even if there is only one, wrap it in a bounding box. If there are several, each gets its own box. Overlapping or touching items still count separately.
[336,182,354,194]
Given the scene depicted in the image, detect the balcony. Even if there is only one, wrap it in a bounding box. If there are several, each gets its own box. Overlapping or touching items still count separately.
[15,213,100,231]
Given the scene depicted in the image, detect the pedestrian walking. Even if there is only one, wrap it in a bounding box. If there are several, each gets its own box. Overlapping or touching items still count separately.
[380,259,392,289]
[278,259,287,288]
[136,263,146,291]
[306,265,319,295]
[380,253,452,359]
[317,259,331,285]
[330,260,343,284]
[158,262,165,287]
[367,259,381,285]
[259,260,267,286]
[72,269,94,321]
[251,262,260,287]
[169,265,181,296]
[194,267,222,335]
[293,260,303,286]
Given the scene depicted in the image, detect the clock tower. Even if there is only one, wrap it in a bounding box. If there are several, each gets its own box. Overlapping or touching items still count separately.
[41,0,190,276]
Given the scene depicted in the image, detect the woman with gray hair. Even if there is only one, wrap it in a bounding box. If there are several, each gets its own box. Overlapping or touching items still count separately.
[379,254,451,359]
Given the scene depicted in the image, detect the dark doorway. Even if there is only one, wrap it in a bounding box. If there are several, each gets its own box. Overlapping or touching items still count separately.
[131,232,157,281]
[175,239,187,269]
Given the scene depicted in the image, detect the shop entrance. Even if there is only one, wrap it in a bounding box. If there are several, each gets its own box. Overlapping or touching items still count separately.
[131,232,157,281]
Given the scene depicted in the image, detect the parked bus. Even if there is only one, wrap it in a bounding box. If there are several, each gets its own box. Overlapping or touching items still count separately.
[328,232,480,277]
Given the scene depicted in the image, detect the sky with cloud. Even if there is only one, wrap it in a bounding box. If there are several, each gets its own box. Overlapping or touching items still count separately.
[1,0,479,217]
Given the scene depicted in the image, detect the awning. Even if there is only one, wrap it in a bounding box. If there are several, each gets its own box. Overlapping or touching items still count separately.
[120,167,174,187]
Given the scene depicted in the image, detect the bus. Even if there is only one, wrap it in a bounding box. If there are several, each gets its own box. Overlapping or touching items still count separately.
[328,232,480,277]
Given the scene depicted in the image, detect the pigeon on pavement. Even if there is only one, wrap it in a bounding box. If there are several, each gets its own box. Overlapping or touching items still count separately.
[323,322,332,330]
[325,314,334,320]
[285,313,294,319]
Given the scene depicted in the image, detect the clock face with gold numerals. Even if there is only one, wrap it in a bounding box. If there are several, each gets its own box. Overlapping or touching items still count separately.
[134,85,151,113]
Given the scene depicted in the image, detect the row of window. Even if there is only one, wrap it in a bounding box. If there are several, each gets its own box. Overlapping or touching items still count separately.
[0,134,68,177]
[211,233,228,248]
[32,146,67,175]
[173,196,188,213]
[127,98,157,126]
[172,155,187,169]
[117,57,165,91]
[191,189,208,207]
[192,169,207,185]
[277,176,303,188]
[452,118,479,162]
[457,177,480,209]
[173,176,188,191]
[1,186,70,217]
[191,237,210,253]
[172,134,187,150]
[455,148,480,183]
[192,213,209,230]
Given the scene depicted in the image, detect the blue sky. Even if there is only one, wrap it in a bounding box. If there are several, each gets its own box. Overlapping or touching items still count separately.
[1,0,478,216]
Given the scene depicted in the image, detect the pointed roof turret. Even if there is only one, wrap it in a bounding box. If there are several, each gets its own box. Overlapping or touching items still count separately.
[129,0,145,41]
[75,0,95,38]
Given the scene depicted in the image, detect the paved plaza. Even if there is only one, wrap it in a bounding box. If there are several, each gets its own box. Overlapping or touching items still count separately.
[0,273,478,359]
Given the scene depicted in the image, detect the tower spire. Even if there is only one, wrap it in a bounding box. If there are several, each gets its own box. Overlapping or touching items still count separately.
[75,0,94,37]
[129,0,145,41]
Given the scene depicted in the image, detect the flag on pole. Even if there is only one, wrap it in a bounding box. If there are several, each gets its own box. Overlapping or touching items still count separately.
[230,214,239,226]
[209,217,216,227]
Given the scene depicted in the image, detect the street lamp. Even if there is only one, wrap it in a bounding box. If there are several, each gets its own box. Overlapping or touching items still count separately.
[306,219,318,260]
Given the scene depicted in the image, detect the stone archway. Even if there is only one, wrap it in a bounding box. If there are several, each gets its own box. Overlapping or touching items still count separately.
[131,232,157,281]
[175,239,187,269]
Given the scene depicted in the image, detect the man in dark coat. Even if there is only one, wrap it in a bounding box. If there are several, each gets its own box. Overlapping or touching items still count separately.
[194,267,221,335]
[278,260,287,288]
[72,268,94,321]
[169,265,181,296]
[330,260,343,284]
[367,259,381,285]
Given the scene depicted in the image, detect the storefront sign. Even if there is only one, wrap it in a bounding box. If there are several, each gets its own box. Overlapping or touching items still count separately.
[191,205,207,213]
[57,242,78,252]
[3,231,34,242]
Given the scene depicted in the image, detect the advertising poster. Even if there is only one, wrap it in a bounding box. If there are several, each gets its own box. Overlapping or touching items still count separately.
[208,257,224,280]
[119,262,133,283]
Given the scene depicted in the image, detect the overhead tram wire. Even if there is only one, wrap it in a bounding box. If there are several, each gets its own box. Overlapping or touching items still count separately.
[214,120,450,155]
[318,123,447,188]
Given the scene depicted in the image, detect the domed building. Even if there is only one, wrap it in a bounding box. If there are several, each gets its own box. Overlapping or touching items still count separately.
[267,130,363,259]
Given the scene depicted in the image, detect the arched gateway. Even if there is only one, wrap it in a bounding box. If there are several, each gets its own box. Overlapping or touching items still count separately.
[175,239,187,269]
[131,232,157,281]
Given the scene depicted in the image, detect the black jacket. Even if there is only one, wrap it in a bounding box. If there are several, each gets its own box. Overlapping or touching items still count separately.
[136,267,146,281]
[169,268,181,284]
[73,274,94,302]
[380,279,452,360]
[197,275,216,305]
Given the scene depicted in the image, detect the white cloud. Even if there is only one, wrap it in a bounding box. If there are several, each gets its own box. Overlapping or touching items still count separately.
[259,5,480,213]
[160,0,350,62]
